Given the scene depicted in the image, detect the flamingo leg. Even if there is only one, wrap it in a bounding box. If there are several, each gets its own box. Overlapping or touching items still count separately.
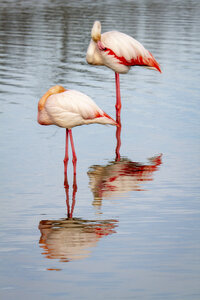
[64,158,77,219]
[64,172,77,219]
[65,184,70,218]
[115,72,122,161]
[64,129,69,187]
[115,118,122,162]
[69,129,77,176]
[115,72,122,122]
[69,176,77,218]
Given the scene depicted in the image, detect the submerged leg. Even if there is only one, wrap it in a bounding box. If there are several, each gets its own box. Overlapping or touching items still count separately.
[115,118,122,162]
[69,174,77,218]
[65,184,70,218]
[115,72,122,122]
[69,129,77,176]
[64,172,77,219]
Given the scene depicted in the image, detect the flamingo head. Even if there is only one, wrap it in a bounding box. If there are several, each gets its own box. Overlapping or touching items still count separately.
[38,85,66,112]
[48,85,66,95]
[91,20,101,42]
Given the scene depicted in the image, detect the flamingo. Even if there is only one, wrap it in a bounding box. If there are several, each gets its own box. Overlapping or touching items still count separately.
[86,20,162,120]
[37,85,117,179]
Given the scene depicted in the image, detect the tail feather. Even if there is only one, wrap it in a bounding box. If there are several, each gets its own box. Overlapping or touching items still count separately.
[94,110,118,126]
[122,50,161,73]
[103,111,118,126]
[85,110,118,126]
[146,52,162,73]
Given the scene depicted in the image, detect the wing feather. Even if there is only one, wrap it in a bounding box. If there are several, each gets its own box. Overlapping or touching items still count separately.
[102,31,149,60]
[101,31,161,72]
[45,90,104,128]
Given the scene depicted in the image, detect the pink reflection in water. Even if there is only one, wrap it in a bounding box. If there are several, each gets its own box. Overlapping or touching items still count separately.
[39,217,118,263]
[38,170,118,264]
[88,154,162,207]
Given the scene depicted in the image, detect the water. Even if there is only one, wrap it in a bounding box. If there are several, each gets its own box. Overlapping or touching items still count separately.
[0,0,200,299]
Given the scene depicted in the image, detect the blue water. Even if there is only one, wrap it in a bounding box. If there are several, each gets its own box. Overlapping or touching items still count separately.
[0,0,200,299]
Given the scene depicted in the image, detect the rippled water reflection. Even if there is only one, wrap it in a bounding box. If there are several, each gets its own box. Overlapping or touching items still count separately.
[39,218,118,263]
[88,154,162,205]
[0,0,200,299]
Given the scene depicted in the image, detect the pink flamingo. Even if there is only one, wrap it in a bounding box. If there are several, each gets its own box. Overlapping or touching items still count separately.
[37,85,117,179]
[86,21,162,120]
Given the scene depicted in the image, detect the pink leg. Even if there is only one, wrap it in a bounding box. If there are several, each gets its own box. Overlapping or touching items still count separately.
[69,176,77,218]
[115,73,122,161]
[115,118,122,162]
[64,129,69,187]
[115,72,121,122]
[64,173,77,219]
[64,184,70,218]
[69,129,77,176]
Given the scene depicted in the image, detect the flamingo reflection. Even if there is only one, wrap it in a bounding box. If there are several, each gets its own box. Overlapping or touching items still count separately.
[88,154,162,207]
[39,170,118,263]
[39,218,118,263]
[39,217,117,263]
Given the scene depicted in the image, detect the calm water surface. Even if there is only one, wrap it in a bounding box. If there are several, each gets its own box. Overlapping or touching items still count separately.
[0,0,200,299]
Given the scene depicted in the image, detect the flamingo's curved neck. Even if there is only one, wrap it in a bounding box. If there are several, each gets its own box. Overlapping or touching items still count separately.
[91,20,101,42]
[38,85,66,111]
